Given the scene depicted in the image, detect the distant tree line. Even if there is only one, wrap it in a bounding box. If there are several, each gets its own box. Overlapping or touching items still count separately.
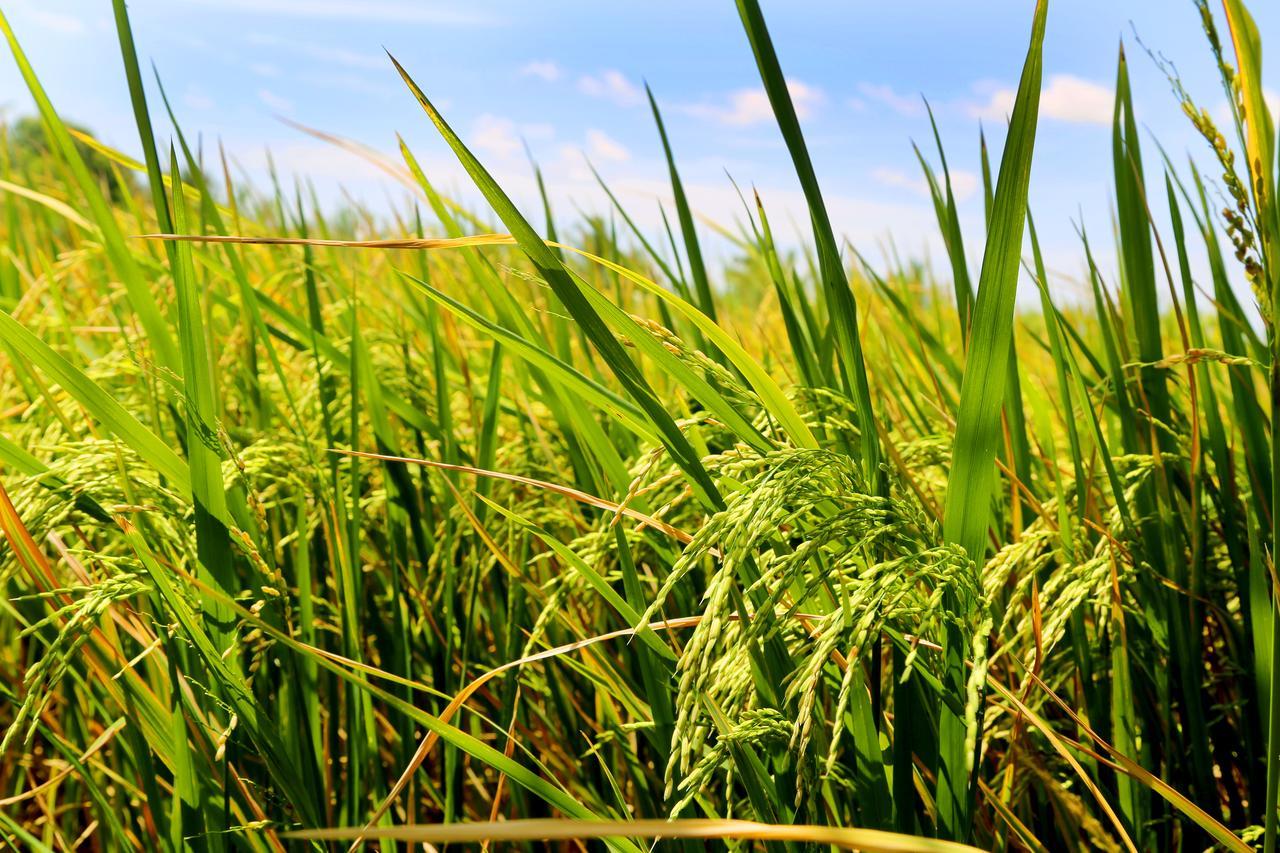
[4,115,135,202]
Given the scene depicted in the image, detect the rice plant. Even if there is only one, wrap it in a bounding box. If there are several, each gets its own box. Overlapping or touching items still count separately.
[0,0,1276,849]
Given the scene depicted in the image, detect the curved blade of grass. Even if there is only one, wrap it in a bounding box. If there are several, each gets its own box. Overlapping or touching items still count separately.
[587,160,687,300]
[646,86,717,323]
[560,267,775,453]
[477,495,675,660]
[943,0,1046,571]
[735,0,883,492]
[0,178,93,231]
[285,818,984,852]
[388,53,722,509]
[331,448,697,546]
[915,104,973,341]
[167,151,237,651]
[139,232,515,250]
[0,310,189,490]
[1220,0,1277,271]
[110,0,173,239]
[985,679,1138,853]
[938,0,1047,840]
[142,228,808,450]
[395,269,656,442]
[1020,669,1251,852]
[560,244,817,450]
[1217,5,1280,849]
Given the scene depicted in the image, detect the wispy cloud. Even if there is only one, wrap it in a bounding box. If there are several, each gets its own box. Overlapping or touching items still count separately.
[250,62,282,78]
[34,10,84,34]
[184,0,501,25]
[870,167,925,195]
[586,129,630,162]
[183,87,215,111]
[246,33,385,70]
[235,140,397,183]
[951,171,979,202]
[298,71,391,98]
[470,114,555,160]
[520,60,563,82]
[872,166,978,203]
[857,83,923,117]
[8,1,85,35]
[577,70,643,107]
[472,115,522,159]
[258,88,295,113]
[684,79,823,126]
[968,74,1112,124]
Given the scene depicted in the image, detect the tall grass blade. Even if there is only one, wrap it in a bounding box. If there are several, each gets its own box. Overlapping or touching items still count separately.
[938,0,1047,838]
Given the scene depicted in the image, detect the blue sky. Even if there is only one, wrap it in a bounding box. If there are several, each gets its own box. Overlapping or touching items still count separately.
[1,0,1277,299]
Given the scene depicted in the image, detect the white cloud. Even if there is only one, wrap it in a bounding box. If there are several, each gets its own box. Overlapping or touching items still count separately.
[235,140,397,184]
[951,171,979,202]
[684,79,824,126]
[7,1,85,34]
[858,82,923,117]
[520,60,563,82]
[1041,76,1113,123]
[184,0,500,25]
[523,123,555,141]
[257,89,295,113]
[871,167,926,195]
[1213,89,1280,131]
[249,62,281,78]
[555,130,631,176]
[183,87,215,111]
[26,8,85,35]
[470,115,555,160]
[555,145,589,180]
[223,132,957,281]
[968,74,1112,124]
[872,166,978,203]
[578,70,643,107]
[586,129,630,162]
[968,89,1015,122]
[572,173,950,271]
[246,33,385,70]
[298,71,390,98]
[472,114,521,159]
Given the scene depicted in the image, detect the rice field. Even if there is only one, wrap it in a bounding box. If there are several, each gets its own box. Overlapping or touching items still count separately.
[0,0,1277,850]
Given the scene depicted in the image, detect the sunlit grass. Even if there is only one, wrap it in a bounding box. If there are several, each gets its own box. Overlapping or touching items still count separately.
[0,0,1276,850]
